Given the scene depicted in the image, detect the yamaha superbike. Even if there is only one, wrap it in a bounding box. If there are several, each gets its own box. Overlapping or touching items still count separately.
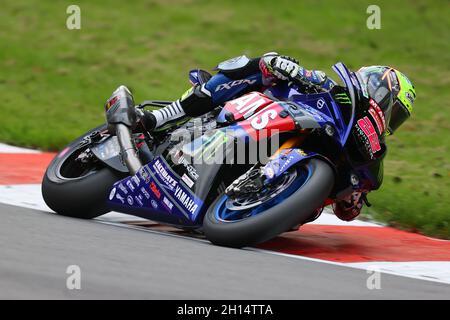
[42,62,379,248]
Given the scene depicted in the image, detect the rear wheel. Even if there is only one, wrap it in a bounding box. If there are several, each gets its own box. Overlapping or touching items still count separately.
[42,125,127,219]
[203,159,334,248]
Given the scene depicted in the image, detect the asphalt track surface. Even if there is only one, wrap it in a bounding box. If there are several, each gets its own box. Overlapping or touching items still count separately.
[1,203,449,299]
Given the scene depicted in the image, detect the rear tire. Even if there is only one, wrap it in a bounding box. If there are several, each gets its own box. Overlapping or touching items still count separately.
[203,159,334,248]
[42,125,127,219]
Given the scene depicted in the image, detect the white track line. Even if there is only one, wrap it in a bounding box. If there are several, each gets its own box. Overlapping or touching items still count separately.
[346,261,450,284]
[248,248,450,285]
[0,184,147,222]
[0,143,40,153]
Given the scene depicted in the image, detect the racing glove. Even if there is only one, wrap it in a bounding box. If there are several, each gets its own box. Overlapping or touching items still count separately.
[259,53,301,82]
[332,191,365,222]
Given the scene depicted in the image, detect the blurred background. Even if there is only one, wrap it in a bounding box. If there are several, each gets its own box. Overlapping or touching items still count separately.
[0,0,448,238]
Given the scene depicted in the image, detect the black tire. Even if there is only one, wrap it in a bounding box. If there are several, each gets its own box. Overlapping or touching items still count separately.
[203,159,334,248]
[42,125,127,219]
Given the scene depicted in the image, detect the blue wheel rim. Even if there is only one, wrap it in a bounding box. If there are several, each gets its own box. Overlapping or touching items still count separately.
[214,165,312,223]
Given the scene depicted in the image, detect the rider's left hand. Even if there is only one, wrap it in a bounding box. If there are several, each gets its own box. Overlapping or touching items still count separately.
[332,191,365,221]
[271,55,301,80]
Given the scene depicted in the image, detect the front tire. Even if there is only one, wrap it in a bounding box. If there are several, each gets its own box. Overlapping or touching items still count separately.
[42,125,126,219]
[203,159,334,248]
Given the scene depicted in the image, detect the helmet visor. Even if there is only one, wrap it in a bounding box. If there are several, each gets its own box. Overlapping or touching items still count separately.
[356,67,395,124]
[388,99,410,134]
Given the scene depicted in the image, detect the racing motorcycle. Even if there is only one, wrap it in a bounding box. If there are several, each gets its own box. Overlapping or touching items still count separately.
[42,62,379,248]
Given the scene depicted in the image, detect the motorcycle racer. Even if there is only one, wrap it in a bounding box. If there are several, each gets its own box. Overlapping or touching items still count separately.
[136,53,416,222]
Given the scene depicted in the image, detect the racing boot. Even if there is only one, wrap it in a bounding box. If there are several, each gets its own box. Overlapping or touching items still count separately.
[138,83,213,132]
[139,100,186,131]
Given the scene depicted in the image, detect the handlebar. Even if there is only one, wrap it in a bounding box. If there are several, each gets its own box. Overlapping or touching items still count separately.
[291,74,327,93]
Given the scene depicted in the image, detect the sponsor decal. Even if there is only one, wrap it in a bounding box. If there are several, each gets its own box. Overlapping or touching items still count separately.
[317,98,326,109]
[150,181,161,199]
[178,156,199,181]
[131,175,140,187]
[126,180,135,192]
[163,197,173,211]
[238,101,295,140]
[368,107,385,134]
[115,193,125,204]
[296,149,308,157]
[118,183,128,195]
[135,195,144,207]
[139,167,151,184]
[405,92,414,105]
[251,109,278,130]
[334,93,351,105]
[181,173,194,188]
[356,116,381,156]
[280,155,295,172]
[215,79,257,92]
[153,159,178,191]
[151,199,158,209]
[127,195,134,206]
[192,130,229,161]
[229,92,268,118]
[109,187,116,200]
[105,95,120,111]
[369,98,379,109]
[174,185,199,215]
[140,187,150,200]
[368,99,386,132]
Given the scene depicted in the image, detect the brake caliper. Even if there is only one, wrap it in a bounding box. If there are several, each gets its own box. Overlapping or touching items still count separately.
[78,130,102,148]
[225,167,266,197]
[76,131,103,163]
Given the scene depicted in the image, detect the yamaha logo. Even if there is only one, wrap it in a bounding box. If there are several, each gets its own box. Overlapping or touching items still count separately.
[317,99,326,109]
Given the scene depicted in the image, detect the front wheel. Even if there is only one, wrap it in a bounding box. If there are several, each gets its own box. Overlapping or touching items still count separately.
[42,125,127,219]
[203,159,334,248]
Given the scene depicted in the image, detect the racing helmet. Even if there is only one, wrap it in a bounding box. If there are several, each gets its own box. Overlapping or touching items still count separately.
[355,66,416,135]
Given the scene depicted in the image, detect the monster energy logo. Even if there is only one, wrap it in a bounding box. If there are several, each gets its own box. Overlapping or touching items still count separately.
[169,121,282,165]
[334,93,351,104]
[192,130,229,161]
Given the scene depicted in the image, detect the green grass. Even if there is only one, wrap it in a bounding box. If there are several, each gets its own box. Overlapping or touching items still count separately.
[0,0,449,238]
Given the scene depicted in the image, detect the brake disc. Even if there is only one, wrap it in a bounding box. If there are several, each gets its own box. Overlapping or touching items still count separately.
[225,169,298,211]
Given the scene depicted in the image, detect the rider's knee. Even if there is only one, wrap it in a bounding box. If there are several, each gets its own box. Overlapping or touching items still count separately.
[179,84,213,117]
